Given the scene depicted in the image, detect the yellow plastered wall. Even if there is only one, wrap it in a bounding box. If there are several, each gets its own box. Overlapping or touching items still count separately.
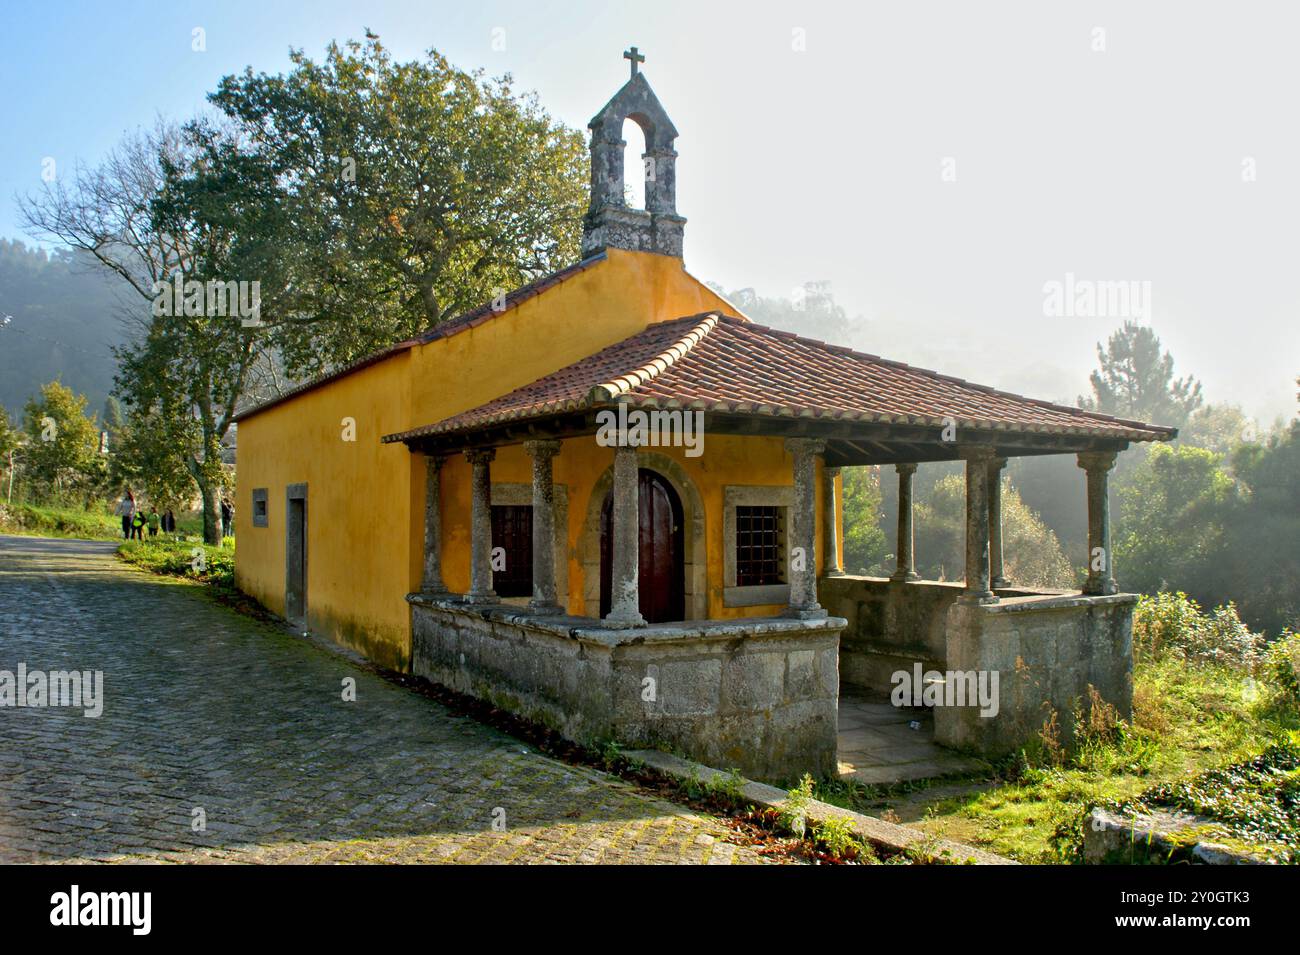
[234,351,419,671]
[235,249,738,668]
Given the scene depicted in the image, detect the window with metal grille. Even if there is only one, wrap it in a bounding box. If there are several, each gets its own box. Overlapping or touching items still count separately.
[735,505,785,587]
[491,504,533,598]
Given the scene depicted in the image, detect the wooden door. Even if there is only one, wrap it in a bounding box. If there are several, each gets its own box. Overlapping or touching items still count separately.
[600,469,685,623]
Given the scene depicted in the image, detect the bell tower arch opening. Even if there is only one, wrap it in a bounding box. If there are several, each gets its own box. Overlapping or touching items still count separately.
[621,117,648,210]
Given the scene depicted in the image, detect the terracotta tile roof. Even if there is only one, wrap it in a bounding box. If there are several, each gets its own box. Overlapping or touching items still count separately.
[233,253,607,423]
[383,313,1178,444]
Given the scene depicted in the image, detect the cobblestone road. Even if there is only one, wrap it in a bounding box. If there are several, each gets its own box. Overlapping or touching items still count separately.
[0,536,763,864]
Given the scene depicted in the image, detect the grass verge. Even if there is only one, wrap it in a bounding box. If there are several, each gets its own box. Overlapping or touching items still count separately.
[0,502,120,539]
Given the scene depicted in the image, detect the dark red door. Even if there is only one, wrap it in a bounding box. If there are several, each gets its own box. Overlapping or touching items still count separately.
[600,469,685,623]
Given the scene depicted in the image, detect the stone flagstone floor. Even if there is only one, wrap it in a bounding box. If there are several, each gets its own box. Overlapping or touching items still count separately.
[0,535,766,865]
[837,688,986,786]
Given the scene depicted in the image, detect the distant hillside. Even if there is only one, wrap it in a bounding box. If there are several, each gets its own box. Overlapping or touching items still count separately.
[0,239,129,418]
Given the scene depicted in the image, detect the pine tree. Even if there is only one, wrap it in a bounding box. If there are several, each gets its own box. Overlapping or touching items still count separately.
[1080,320,1202,428]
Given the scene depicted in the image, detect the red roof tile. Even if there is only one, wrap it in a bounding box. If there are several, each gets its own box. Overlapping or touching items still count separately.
[383,313,1177,444]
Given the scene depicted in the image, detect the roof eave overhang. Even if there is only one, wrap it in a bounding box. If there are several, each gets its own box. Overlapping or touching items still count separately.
[382,402,1169,463]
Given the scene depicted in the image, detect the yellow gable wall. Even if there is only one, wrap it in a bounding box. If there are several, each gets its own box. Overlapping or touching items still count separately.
[235,249,739,668]
[437,434,831,619]
[405,248,736,427]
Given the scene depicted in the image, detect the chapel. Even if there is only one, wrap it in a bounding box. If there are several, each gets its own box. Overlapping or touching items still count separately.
[235,52,1174,780]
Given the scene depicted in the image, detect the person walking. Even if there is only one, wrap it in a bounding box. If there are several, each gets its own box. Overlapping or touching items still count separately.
[114,490,136,540]
[130,509,145,540]
[162,508,176,535]
[146,508,160,537]
[220,499,233,540]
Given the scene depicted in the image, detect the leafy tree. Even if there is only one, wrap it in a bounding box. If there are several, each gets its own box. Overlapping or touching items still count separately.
[1000,485,1077,589]
[100,396,126,445]
[841,466,889,574]
[913,474,1073,588]
[108,404,197,512]
[1114,444,1238,603]
[23,40,587,541]
[1007,454,1088,560]
[0,406,20,502]
[0,406,19,461]
[20,121,247,541]
[115,118,278,543]
[1223,421,1300,633]
[20,381,103,500]
[1079,320,1203,428]
[1180,403,1259,455]
[209,33,588,376]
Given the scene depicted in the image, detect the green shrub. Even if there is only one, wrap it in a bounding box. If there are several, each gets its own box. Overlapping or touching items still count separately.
[1266,630,1300,704]
[1133,592,1267,671]
[117,538,235,591]
[812,815,873,861]
[777,774,816,837]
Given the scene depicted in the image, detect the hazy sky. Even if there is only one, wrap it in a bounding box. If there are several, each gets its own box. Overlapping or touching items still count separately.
[2,0,1296,422]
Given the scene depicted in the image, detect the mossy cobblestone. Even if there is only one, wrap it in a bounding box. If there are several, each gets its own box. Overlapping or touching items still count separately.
[0,536,764,864]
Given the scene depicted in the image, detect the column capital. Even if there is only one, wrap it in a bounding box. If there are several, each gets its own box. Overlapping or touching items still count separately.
[523,439,562,461]
[988,456,1008,472]
[1077,450,1118,473]
[784,437,827,457]
[895,462,918,477]
[823,465,842,479]
[425,453,449,472]
[464,447,496,466]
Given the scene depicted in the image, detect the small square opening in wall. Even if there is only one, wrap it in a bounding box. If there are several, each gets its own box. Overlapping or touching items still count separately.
[735,505,786,586]
[252,488,269,527]
[724,485,793,608]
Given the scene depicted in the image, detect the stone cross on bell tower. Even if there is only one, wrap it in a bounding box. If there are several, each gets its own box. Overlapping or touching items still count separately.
[581,48,686,258]
[623,46,645,76]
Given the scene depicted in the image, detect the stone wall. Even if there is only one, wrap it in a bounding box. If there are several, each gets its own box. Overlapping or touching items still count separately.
[934,593,1136,754]
[408,595,845,782]
[819,576,964,693]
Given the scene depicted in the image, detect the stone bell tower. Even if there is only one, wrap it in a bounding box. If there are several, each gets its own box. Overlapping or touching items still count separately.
[581,47,686,258]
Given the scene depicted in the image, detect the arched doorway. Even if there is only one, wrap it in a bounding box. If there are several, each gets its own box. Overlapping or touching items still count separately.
[599,469,685,623]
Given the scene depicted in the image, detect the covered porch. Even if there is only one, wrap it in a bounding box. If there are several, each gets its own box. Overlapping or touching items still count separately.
[383,311,1174,782]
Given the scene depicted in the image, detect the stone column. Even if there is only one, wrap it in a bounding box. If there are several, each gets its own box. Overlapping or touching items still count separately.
[890,463,920,582]
[988,456,1010,589]
[421,454,450,595]
[1078,450,1118,596]
[822,465,844,577]
[464,448,497,603]
[524,439,562,614]
[960,447,998,604]
[785,438,828,618]
[604,443,645,627]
